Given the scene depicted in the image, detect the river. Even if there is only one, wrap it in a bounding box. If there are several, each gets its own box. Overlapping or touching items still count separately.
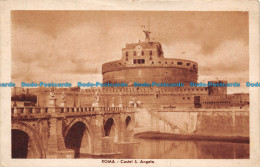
[80,137,249,159]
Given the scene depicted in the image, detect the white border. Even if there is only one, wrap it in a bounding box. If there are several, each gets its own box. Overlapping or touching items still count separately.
[0,0,259,167]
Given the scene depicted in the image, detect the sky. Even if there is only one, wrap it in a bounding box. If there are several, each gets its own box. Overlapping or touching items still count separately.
[11,11,249,93]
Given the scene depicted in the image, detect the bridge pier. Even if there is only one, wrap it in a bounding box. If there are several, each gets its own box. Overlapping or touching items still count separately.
[26,138,36,158]
[91,115,103,155]
[79,130,92,155]
[46,118,74,158]
[117,114,135,143]
[102,137,117,154]
[117,113,125,144]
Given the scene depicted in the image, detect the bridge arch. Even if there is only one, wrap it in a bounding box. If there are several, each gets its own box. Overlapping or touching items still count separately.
[125,115,134,129]
[64,117,93,158]
[124,115,134,142]
[103,116,119,142]
[12,122,45,158]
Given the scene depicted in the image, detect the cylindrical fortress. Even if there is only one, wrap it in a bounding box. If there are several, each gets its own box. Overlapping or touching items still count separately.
[102,35,198,86]
[102,59,198,86]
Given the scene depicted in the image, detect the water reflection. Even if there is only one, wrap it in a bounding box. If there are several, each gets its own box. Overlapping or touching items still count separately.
[80,137,249,159]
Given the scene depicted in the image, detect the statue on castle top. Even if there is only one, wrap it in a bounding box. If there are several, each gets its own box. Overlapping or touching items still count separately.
[141,25,151,42]
[143,29,151,42]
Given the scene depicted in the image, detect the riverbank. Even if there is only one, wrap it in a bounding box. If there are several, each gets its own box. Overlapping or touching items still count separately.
[135,132,249,143]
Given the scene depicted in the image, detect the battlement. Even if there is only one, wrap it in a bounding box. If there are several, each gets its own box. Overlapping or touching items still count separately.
[102,58,198,74]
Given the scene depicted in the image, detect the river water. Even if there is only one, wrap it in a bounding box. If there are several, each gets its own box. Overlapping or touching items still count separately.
[80,137,249,159]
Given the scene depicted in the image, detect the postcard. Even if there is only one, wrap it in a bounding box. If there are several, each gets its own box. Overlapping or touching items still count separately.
[0,0,259,167]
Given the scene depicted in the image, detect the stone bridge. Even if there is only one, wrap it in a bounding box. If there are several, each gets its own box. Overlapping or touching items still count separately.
[11,106,135,158]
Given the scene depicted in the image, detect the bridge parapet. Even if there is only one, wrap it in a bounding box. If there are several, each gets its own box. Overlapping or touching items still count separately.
[12,107,48,115]
[12,106,134,119]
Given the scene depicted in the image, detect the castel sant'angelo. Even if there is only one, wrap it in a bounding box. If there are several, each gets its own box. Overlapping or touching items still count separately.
[12,30,249,109]
[11,29,250,159]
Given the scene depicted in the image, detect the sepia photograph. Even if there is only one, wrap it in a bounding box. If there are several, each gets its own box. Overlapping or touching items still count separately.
[0,0,259,167]
[10,10,250,159]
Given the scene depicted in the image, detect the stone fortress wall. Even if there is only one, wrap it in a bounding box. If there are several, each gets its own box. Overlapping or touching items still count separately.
[134,108,249,137]
[12,85,248,110]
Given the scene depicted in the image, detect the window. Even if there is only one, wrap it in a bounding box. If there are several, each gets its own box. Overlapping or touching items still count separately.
[126,52,128,56]
[186,63,190,66]
[177,62,183,65]
[126,55,128,61]
[150,56,152,60]
[193,64,196,68]
[150,51,153,55]
[142,51,144,56]
[134,59,145,64]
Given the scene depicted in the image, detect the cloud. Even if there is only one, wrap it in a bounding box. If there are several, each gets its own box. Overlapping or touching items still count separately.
[164,40,248,93]
[11,24,105,81]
